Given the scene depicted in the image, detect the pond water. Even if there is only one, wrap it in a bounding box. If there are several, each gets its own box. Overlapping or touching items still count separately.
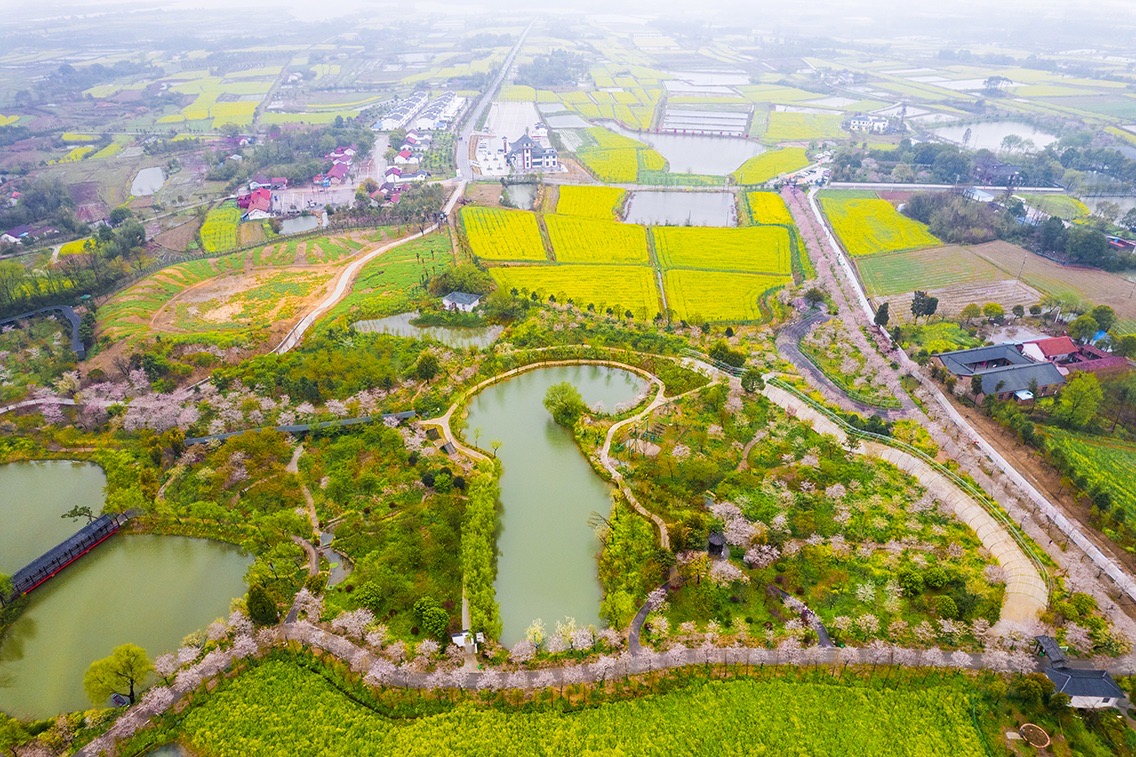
[0,534,250,718]
[504,183,538,209]
[280,212,328,235]
[606,123,760,175]
[932,121,1059,151]
[1084,194,1136,215]
[1,461,106,573]
[461,365,649,644]
[353,311,502,348]
[130,166,166,196]
[624,190,736,226]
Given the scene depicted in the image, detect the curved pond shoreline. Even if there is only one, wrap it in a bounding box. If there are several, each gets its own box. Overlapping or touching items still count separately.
[460,365,648,644]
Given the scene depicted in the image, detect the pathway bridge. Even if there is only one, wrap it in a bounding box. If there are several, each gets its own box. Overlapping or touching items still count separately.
[7,511,133,600]
[0,305,85,359]
[184,411,416,445]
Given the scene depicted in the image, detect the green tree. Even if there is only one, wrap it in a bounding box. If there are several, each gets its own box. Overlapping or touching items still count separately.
[982,302,1004,322]
[1054,372,1104,429]
[910,291,938,321]
[415,352,439,381]
[247,584,279,625]
[543,382,586,428]
[741,367,765,394]
[0,713,29,756]
[970,375,985,397]
[960,303,981,324]
[1089,305,1116,333]
[1067,314,1099,344]
[1115,334,1136,357]
[804,287,826,308]
[61,505,96,523]
[873,302,889,327]
[0,573,12,606]
[82,643,153,706]
[1012,304,1025,319]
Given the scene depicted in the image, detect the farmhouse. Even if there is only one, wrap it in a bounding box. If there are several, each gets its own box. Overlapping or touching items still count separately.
[241,188,272,220]
[847,115,890,133]
[504,131,559,173]
[2,223,61,245]
[413,91,467,131]
[376,91,430,131]
[1021,336,1130,377]
[442,291,481,312]
[933,344,1065,400]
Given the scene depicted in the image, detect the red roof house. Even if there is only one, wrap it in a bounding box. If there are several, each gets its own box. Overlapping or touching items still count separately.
[1021,336,1078,362]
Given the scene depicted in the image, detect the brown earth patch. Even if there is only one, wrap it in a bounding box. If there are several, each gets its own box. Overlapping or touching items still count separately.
[154,219,201,252]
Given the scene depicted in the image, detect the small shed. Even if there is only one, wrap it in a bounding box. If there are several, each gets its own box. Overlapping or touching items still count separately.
[443,291,481,313]
[707,531,727,559]
[1034,635,1068,667]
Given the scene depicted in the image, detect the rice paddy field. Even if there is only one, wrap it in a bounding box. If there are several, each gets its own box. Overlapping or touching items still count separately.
[488,264,661,319]
[652,226,792,275]
[555,186,627,220]
[545,215,650,264]
[460,206,548,262]
[733,148,811,185]
[664,269,790,322]
[745,192,794,226]
[819,193,941,257]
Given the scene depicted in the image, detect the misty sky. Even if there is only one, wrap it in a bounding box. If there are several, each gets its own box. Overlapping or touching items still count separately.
[5,0,1136,46]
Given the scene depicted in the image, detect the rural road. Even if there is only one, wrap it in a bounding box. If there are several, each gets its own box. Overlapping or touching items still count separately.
[804,187,1136,606]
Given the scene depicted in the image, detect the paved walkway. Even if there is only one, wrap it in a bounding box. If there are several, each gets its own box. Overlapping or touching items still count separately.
[761,381,1048,630]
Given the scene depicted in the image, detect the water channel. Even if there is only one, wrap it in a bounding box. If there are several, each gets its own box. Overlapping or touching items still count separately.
[0,463,251,718]
[353,311,502,348]
[461,365,648,644]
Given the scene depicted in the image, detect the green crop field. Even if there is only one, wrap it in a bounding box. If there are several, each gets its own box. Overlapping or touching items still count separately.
[820,194,940,257]
[764,113,846,142]
[1018,194,1090,220]
[325,234,453,323]
[733,148,811,185]
[175,661,988,757]
[489,264,660,319]
[545,215,650,264]
[664,269,790,322]
[556,186,627,220]
[461,206,547,261]
[856,246,1006,296]
[1045,429,1136,522]
[653,226,792,275]
[746,192,795,226]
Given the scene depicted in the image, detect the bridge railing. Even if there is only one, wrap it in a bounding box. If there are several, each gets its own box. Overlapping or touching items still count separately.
[9,512,133,599]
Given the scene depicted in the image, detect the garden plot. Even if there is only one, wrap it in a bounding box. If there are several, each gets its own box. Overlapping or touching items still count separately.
[877,280,1043,323]
[968,240,1136,333]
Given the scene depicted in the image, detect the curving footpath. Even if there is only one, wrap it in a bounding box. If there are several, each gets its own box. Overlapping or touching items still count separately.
[761,381,1047,630]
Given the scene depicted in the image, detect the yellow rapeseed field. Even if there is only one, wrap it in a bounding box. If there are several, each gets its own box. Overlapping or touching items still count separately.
[556,186,627,220]
[653,226,792,275]
[664,269,790,323]
[545,215,650,264]
[819,194,940,256]
[460,207,548,261]
[733,148,810,185]
[489,265,661,319]
[746,192,795,226]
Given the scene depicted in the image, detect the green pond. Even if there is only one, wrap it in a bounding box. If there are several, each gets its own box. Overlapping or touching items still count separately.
[0,461,106,573]
[461,365,647,644]
[0,463,251,719]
